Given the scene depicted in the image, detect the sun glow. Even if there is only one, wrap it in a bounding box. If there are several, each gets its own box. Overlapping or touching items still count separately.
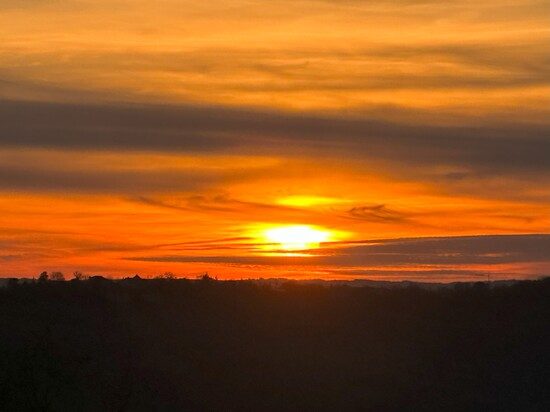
[263,225,331,251]
[277,196,347,208]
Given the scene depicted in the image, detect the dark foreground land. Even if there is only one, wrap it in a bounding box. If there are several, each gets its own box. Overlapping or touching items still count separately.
[1,277,549,411]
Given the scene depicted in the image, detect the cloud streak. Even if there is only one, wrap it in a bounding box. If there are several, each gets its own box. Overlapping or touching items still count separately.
[1,99,549,177]
[127,234,550,269]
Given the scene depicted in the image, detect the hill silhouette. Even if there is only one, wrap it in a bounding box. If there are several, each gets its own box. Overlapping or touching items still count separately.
[1,276,549,411]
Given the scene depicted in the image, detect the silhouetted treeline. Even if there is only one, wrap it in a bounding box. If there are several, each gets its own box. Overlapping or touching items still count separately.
[1,277,549,411]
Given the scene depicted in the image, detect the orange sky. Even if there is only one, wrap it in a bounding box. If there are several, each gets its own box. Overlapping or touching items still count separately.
[1,0,549,281]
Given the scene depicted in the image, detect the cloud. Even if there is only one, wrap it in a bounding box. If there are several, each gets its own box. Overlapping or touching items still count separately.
[0,147,286,194]
[323,268,489,278]
[1,99,549,179]
[127,234,550,268]
[0,163,223,193]
[4,40,548,91]
[316,234,550,266]
[346,205,408,223]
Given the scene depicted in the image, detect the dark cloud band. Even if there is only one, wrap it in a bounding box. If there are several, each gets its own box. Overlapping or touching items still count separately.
[1,99,549,177]
[127,234,550,269]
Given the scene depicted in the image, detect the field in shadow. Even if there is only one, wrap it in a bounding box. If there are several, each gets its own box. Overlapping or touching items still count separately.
[1,276,549,411]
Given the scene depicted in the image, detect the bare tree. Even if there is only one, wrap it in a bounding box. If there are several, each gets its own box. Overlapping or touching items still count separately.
[156,272,175,280]
[72,271,86,281]
[49,272,65,281]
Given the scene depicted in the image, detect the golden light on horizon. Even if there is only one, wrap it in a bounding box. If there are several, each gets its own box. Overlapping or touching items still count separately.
[263,225,331,251]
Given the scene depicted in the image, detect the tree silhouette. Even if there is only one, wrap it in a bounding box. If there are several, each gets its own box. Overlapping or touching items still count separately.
[0,277,548,410]
[198,273,215,282]
[72,271,85,281]
[155,272,175,280]
[49,272,65,281]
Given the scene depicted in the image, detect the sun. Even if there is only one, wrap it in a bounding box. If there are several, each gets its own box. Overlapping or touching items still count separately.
[263,225,331,251]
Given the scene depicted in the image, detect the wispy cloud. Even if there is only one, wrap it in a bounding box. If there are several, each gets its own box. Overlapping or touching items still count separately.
[346,205,409,223]
[2,100,549,179]
[128,234,550,268]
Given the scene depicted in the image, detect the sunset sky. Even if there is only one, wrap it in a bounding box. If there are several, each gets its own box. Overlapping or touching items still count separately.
[1,0,549,281]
